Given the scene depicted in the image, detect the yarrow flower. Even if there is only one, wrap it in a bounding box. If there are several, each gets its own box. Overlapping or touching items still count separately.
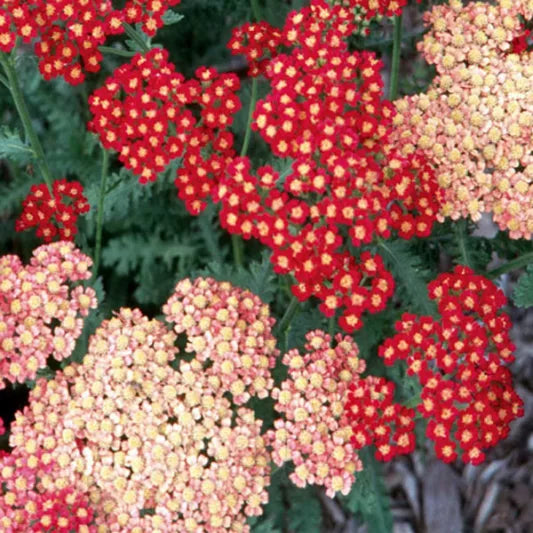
[0,0,182,84]
[392,0,533,238]
[15,179,90,242]
[378,266,524,464]
[0,241,97,389]
[7,290,272,531]
[268,330,365,497]
[0,450,96,532]
[163,277,278,405]
[346,376,416,461]
[88,48,241,211]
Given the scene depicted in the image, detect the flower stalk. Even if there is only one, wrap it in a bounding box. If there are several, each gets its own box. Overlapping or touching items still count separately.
[0,50,54,192]
[92,147,110,279]
[388,14,403,101]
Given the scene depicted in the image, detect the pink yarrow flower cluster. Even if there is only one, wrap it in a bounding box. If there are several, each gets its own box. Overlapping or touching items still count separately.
[7,278,273,532]
[0,241,97,388]
[163,277,278,405]
[268,330,365,497]
[393,0,533,238]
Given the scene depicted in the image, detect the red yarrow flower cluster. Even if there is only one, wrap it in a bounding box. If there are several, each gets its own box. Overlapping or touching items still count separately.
[378,266,524,465]
[0,450,96,532]
[346,376,416,461]
[227,21,283,76]
[0,0,181,84]
[88,48,241,212]
[217,0,441,332]
[216,157,399,333]
[268,330,365,497]
[0,241,97,388]
[162,277,278,405]
[15,179,89,242]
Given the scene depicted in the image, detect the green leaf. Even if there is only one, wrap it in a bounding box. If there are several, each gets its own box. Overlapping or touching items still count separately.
[513,264,533,307]
[67,276,106,365]
[450,219,492,271]
[249,518,282,533]
[340,448,393,533]
[0,173,40,217]
[354,306,399,362]
[250,466,286,531]
[285,307,324,351]
[193,201,227,264]
[378,239,436,316]
[285,485,322,533]
[162,10,184,25]
[192,250,277,303]
[0,126,34,164]
[102,234,198,276]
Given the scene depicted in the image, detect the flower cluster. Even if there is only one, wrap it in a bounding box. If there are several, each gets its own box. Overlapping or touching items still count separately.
[15,179,90,242]
[88,48,240,211]
[217,0,441,332]
[392,0,533,238]
[268,330,365,497]
[163,277,278,405]
[0,242,97,388]
[0,0,181,84]
[346,376,416,461]
[227,21,282,76]
[378,266,524,464]
[0,450,96,532]
[7,290,271,531]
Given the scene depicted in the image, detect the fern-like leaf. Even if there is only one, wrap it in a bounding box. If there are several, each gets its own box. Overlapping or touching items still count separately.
[0,127,34,164]
[286,485,322,532]
[513,264,533,308]
[378,239,436,316]
[340,449,393,533]
[192,250,277,303]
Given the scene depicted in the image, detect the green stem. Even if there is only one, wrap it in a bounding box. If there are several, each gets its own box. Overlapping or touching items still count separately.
[240,77,258,158]
[0,72,8,89]
[251,0,261,21]
[328,315,336,338]
[122,22,151,53]
[454,219,472,269]
[92,147,110,279]
[362,27,427,51]
[98,45,137,58]
[275,295,300,336]
[0,51,54,191]
[231,233,243,268]
[487,251,533,279]
[388,14,403,101]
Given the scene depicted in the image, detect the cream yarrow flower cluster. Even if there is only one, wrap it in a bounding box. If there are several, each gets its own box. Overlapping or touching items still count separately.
[8,303,271,532]
[393,0,533,238]
[268,330,365,497]
[163,277,278,405]
[0,241,97,388]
